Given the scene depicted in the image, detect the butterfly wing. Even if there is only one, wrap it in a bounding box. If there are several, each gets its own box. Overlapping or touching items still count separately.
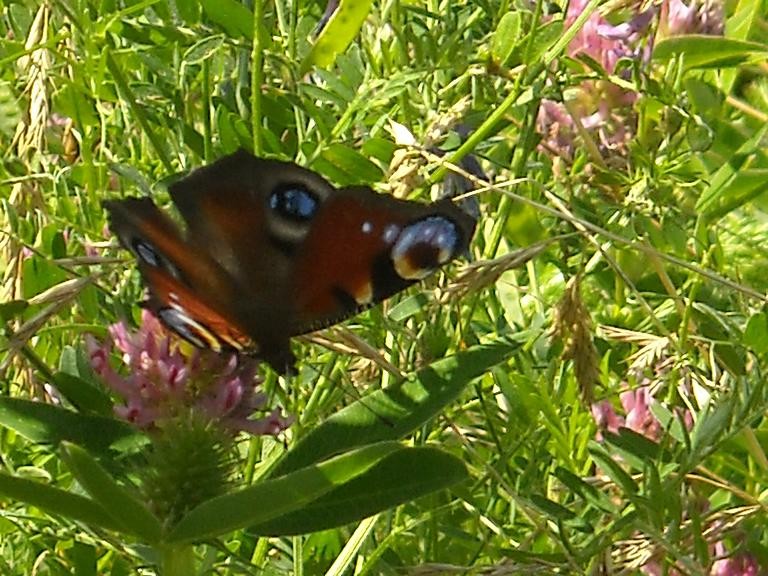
[137,262,253,353]
[165,150,340,369]
[103,198,264,356]
[105,150,476,373]
[291,188,476,333]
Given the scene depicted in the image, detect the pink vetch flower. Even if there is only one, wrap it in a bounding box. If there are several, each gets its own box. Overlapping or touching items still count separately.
[86,310,292,436]
[712,541,761,576]
[539,0,725,166]
[590,397,624,440]
[661,0,725,37]
[590,386,660,440]
[591,385,693,442]
[567,1,655,75]
[621,386,661,440]
[84,242,99,258]
[711,554,761,576]
[537,4,654,163]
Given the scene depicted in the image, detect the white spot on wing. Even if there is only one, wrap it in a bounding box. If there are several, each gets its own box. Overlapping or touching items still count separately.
[382,224,400,244]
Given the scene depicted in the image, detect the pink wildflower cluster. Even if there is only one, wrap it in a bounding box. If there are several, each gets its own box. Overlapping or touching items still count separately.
[569,5,654,75]
[591,386,662,441]
[592,386,760,576]
[537,1,652,162]
[710,541,760,576]
[537,0,725,163]
[592,374,705,447]
[590,384,695,442]
[86,310,291,436]
[663,0,725,36]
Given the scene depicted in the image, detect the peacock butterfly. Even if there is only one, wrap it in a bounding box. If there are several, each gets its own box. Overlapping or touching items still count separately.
[104,149,476,373]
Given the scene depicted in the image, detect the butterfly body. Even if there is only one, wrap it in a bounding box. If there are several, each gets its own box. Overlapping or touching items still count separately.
[105,150,476,373]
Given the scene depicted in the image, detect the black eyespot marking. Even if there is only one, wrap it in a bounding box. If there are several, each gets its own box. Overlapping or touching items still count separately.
[269,186,319,222]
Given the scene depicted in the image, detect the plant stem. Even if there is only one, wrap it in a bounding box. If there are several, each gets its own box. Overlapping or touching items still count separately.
[251,0,265,155]
[160,544,195,576]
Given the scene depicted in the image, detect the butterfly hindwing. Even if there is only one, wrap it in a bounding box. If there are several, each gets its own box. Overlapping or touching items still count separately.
[291,188,475,332]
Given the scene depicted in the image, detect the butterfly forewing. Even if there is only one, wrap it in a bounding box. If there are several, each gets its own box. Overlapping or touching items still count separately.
[138,262,253,353]
[104,198,235,301]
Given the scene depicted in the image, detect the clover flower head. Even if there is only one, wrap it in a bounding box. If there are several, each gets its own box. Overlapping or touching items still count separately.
[86,310,292,436]
[664,0,725,36]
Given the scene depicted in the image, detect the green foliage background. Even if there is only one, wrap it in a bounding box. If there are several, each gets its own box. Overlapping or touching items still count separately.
[1,0,768,573]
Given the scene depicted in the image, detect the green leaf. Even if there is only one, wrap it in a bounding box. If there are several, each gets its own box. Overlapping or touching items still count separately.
[0,299,28,321]
[686,117,714,152]
[387,293,431,322]
[300,0,375,74]
[200,0,253,40]
[649,403,688,444]
[318,143,383,185]
[491,12,522,66]
[60,443,162,542]
[107,162,154,197]
[653,35,768,69]
[523,19,564,66]
[588,442,639,495]
[0,79,22,136]
[504,201,546,245]
[69,541,97,576]
[695,125,768,218]
[250,446,467,536]
[272,341,514,477]
[744,312,768,354]
[106,54,173,171]
[51,231,67,259]
[721,0,764,93]
[696,169,768,220]
[0,397,137,453]
[56,346,114,416]
[529,494,576,521]
[183,35,226,65]
[689,401,732,462]
[361,136,397,165]
[0,472,121,532]
[216,107,250,153]
[168,441,402,543]
[52,373,114,417]
[174,0,201,23]
[604,428,661,463]
[21,254,67,300]
[53,83,99,130]
[553,467,616,513]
